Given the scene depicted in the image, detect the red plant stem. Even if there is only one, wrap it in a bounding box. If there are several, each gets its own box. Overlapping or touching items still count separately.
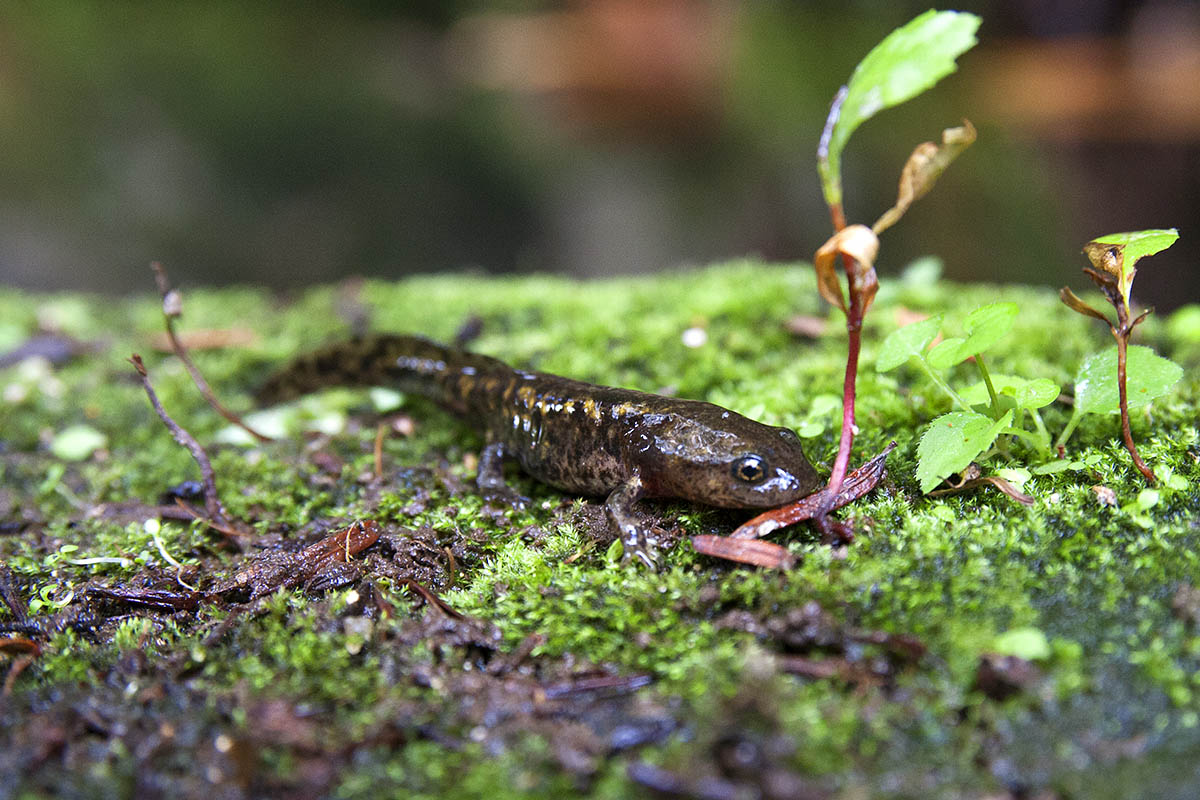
[818,259,863,523]
[829,202,847,233]
[1114,327,1156,483]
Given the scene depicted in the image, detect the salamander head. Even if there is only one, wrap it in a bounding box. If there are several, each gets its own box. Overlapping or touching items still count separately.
[641,409,821,509]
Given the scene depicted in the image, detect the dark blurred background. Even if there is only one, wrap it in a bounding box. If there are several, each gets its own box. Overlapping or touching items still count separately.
[0,1,1197,307]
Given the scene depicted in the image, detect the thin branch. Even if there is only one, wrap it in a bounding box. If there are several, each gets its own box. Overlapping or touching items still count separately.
[151,262,272,443]
[130,353,241,537]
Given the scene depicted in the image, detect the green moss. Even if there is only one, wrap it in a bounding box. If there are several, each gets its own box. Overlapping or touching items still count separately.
[3,261,1200,797]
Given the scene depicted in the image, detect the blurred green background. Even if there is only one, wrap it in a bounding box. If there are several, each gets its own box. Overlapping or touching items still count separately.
[1,1,1196,307]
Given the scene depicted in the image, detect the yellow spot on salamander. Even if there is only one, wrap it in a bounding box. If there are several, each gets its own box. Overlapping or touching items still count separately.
[516,385,537,409]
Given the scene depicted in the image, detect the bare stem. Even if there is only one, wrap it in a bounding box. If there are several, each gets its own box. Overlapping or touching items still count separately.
[1114,324,1156,483]
[974,354,1001,419]
[829,202,847,234]
[818,264,863,525]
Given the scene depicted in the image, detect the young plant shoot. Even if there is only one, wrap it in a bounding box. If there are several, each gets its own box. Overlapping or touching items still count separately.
[810,10,979,521]
[876,302,1059,494]
[1059,229,1183,482]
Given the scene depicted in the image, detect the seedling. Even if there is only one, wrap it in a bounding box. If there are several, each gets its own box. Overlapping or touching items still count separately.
[812,10,979,516]
[1059,229,1183,482]
[876,302,1059,493]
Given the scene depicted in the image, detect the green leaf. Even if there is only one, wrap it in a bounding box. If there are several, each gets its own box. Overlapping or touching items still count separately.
[916,409,1013,493]
[1090,228,1179,271]
[876,313,943,371]
[992,627,1051,661]
[1167,304,1200,344]
[960,302,1018,355]
[1073,345,1183,415]
[1031,460,1074,475]
[795,394,841,438]
[961,374,1059,410]
[51,424,108,461]
[925,337,967,370]
[1012,378,1060,410]
[819,10,981,206]
[1085,228,1178,308]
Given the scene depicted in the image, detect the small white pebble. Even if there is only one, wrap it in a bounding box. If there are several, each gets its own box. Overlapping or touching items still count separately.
[681,327,708,348]
[214,734,233,753]
[1047,492,1061,505]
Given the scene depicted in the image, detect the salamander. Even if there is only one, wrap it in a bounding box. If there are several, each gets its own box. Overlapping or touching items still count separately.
[257,335,821,568]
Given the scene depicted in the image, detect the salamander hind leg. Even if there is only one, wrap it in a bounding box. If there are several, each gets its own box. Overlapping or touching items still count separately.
[604,475,658,570]
[476,441,530,509]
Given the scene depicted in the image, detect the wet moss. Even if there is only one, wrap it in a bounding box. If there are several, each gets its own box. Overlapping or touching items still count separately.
[2,261,1198,797]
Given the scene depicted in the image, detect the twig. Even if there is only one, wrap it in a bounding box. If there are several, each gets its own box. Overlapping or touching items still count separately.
[129,354,239,537]
[374,423,386,481]
[151,262,272,443]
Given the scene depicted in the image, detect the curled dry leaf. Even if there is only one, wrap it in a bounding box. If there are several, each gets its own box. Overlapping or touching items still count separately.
[873,120,976,235]
[928,475,1034,505]
[813,224,880,315]
[1082,241,1127,308]
[1058,287,1111,326]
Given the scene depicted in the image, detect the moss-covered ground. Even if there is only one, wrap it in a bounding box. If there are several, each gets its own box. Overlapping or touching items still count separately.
[2,261,1199,798]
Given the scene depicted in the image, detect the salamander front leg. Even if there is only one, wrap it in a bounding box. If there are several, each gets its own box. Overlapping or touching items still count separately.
[476,441,530,509]
[605,475,658,570]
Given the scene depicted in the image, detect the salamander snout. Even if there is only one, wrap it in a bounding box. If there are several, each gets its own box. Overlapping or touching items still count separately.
[706,427,821,508]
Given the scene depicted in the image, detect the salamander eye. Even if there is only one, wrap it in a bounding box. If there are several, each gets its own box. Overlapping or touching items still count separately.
[732,454,767,483]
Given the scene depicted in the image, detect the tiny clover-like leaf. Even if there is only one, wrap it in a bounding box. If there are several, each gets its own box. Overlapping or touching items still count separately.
[873,120,976,235]
[876,313,943,372]
[1083,228,1178,310]
[1073,344,1183,415]
[917,409,1013,493]
[960,301,1018,356]
[818,10,981,207]
[813,224,880,315]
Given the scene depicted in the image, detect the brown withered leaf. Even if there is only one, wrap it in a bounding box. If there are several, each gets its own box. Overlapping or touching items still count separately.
[1083,241,1124,281]
[928,475,1034,505]
[813,225,880,315]
[873,120,976,235]
[690,536,796,570]
[1059,287,1111,326]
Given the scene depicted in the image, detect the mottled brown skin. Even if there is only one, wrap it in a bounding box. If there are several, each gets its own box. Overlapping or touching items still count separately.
[258,335,821,568]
